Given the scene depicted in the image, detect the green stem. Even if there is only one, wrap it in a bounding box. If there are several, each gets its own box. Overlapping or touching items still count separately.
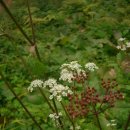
[93,105,102,130]
[61,102,75,130]
[38,88,55,112]
[0,71,43,130]
[26,0,41,62]
[26,0,36,44]
[124,112,130,130]
[0,0,41,61]
[52,99,65,130]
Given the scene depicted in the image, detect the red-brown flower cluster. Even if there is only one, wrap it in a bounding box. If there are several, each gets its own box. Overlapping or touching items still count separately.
[101,79,124,107]
[72,72,88,83]
[66,79,124,119]
[66,93,89,119]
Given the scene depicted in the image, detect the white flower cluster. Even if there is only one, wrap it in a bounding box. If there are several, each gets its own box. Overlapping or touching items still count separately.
[28,78,73,101]
[49,112,62,121]
[44,78,73,101]
[70,125,81,130]
[106,120,117,127]
[28,79,43,92]
[59,61,86,83]
[117,37,130,51]
[118,38,126,42]
[85,62,99,72]
[43,78,57,88]
[59,68,74,83]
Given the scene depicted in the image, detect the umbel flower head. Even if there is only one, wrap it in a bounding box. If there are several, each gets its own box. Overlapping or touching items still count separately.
[85,62,99,72]
[43,78,57,88]
[28,79,43,92]
[49,82,73,101]
[116,37,130,51]
[70,125,81,130]
[49,112,62,121]
[59,61,86,83]
[59,68,74,83]
[28,78,73,101]
[43,78,73,101]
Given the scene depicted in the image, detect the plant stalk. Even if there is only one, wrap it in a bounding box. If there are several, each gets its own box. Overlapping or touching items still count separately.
[52,99,65,130]
[26,0,36,44]
[124,112,130,130]
[0,71,43,130]
[38,88,55,112]
[61,102,75,130]
[93,105,102,130]
[0,0,41,61]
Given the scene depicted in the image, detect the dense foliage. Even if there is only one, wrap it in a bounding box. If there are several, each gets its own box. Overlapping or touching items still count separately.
[0,0,130,130]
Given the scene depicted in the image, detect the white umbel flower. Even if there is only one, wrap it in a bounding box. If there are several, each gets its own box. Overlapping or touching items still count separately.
[107,119,117,127]
[70,125,81,130]
[111,120,115,122]
[116,45,121,49]
[49,112,62,121]
[85,62,98,72]
[60,61,81,70]
[69,61,82,71]
[70,126,73,130]
[118,37,126,42]
[59,69,74,83]
[44,78,57,88]
[57,95,62,102]
[76,125,81,130]
[49,84,73,101]
[111,123,117,126]
[116,45,126,51]
[107,123,117,127]
[49,113,55,120]
[28,79,43,92]
[106,123,111,127]
[121,45,126,51]
[60,61,86,82]
[116,37,130,51]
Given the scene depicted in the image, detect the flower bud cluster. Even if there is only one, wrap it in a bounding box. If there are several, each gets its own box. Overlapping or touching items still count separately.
[67,94,89,119]
[101,79,118,89]
[102,79,124,107]
[66,79,123,119]
[103,90,124,107]
[66,87,100,119]
[72,71,88,84]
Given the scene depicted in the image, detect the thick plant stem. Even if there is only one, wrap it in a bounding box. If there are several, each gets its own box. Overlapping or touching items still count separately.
[0,71,43,130]
[61,102,75,130]
[26,0,36,44]
[93,105,102,130]
[124,112,130,130]
[38,88,55,112]
[26,0,42,62]
[52,99,65,130]
[0,0,41,61]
